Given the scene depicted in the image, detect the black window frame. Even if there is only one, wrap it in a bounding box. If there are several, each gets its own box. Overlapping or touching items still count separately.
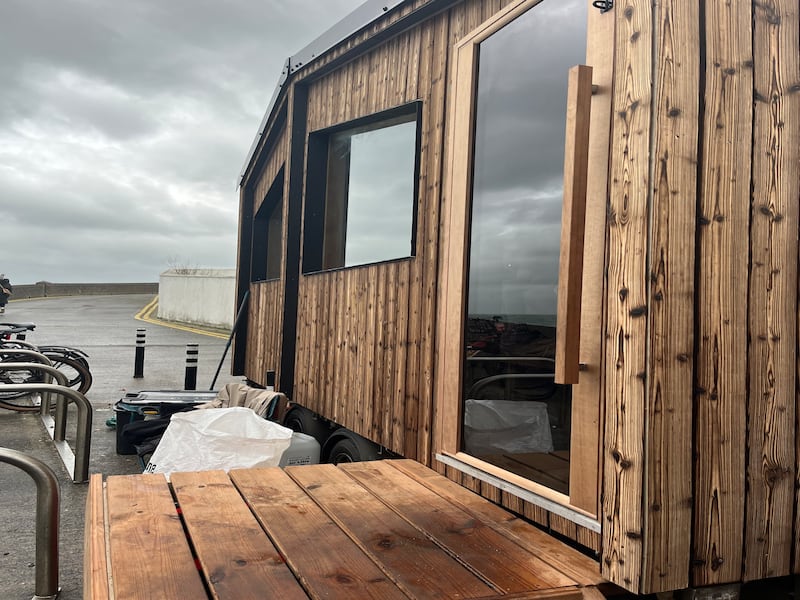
[302,101,422,274]
[251,166,285,283]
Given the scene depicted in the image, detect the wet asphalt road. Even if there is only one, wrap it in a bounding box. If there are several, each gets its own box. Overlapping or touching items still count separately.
[0,294,243,600]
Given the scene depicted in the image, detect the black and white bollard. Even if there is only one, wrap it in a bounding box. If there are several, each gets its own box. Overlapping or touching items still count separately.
[133,328,146,378]
[184,344,199,391]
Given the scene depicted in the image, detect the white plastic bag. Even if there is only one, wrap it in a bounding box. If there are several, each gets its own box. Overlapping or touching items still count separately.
[463,399,554,455]
[144,406,293,478]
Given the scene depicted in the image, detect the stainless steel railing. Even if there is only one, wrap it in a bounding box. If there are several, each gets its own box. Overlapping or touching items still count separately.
[0,447,60,600]
[0,381,92,483]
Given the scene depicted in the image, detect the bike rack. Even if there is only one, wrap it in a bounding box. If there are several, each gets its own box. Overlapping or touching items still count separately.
[0,349,54,410]
[0,382,92,484]
[0,338,38,350]
[0,361,72,437]
[0,447,60,599]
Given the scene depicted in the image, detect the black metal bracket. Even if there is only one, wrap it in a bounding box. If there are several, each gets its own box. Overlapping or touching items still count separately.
[592,0,613,13]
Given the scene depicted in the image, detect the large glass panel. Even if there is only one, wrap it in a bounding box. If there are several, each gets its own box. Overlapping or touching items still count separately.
[325,115,417,269]
[462,0,587,494]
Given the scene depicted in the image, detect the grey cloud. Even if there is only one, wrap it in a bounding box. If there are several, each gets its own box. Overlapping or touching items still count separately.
[0,0,363,283]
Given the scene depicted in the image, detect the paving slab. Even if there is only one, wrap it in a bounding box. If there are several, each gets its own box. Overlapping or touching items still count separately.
[0,294,243,600]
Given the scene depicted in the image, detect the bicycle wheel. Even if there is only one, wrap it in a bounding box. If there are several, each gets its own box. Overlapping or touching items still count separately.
[46,354,93,394]
[0,366,46,411]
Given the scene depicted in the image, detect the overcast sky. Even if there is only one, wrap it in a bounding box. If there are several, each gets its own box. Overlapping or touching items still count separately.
[1,0,363,284]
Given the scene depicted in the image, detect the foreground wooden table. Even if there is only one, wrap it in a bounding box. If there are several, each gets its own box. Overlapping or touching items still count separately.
[85,459,608,599]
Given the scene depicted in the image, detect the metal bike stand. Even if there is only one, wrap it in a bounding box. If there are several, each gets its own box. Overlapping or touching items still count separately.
[0,447,61,600]
[0,362,71,440]
[0,349,54,409]
[0,383,92,483]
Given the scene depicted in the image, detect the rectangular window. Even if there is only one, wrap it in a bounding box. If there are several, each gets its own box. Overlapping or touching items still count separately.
[251,167,284,282]
[303,103,420,273]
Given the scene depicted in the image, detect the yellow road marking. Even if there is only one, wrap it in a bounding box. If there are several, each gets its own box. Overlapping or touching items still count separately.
[134,295,229,339]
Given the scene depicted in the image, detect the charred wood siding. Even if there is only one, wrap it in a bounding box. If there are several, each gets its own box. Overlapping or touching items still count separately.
[294,12,440,462]
[599,0,800,593]
[237,0,800,593]
[244,126,288,387]
[291,0,518,464]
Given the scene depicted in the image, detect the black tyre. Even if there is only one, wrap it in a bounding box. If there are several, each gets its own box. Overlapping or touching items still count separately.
[328,438,361,464]
[0,366,47,411]
[47,355,93,394]
[283,407,332,446]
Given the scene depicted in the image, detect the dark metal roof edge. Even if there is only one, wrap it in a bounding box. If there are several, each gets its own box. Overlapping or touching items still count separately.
[238,0,408,187]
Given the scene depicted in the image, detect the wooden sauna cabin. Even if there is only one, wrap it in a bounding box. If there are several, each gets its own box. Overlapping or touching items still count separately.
[234,0,800,595]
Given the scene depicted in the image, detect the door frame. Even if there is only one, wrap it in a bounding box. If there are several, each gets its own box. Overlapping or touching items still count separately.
[433,0,614,520]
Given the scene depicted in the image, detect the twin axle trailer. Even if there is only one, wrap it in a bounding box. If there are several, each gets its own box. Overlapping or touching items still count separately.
[234,0,800,596]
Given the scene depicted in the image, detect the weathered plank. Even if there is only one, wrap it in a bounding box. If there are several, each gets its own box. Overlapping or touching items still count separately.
[391,459,605,586]
[230,467,407,600]
[287,464,497,598]
[601,0,654,591]
[641,0,699,592]
[83,474,109,600]
[744,0,799,582]
[170,470,308,600]
[692,0,753,586]
[105,474,207,600]
[341,460,577,592]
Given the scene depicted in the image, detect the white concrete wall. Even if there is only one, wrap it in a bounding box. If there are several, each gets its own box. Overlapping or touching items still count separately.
[158,269,236,330]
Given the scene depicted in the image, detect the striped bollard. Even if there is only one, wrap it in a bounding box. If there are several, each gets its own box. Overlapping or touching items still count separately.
[133,328,146,378]
[184,344,199,390]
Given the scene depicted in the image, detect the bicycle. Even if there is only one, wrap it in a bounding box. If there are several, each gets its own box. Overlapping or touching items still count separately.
[0,322,93,412]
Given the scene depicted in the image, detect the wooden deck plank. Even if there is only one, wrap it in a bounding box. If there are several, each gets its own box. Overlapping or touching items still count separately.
[391,459,605,586]
[473,587,595,600]
[287,463,498,598]
[84,474,110,600]
[170,470,308,600]
[340,460,578,593]
[229,467,409,600]
[105,474,208,600]
[91,463,612,599]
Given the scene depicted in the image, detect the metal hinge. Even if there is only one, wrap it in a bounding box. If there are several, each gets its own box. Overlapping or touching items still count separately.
[592,0,613,13]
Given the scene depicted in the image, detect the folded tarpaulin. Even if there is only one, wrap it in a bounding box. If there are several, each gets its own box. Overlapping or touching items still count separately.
[196,382,289,421]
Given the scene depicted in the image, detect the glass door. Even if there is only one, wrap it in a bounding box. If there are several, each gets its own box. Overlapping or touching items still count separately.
[461,0,588,495]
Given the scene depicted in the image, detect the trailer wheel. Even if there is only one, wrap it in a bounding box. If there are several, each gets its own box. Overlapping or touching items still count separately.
[328,438,360,464]
[283,406,332,446]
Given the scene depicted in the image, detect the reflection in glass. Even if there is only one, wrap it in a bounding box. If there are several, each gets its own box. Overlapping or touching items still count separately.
[462,0,587,494]
[325,115,416,268]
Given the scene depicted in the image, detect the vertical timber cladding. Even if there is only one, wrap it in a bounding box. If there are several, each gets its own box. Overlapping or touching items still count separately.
[600,0,800,592]
[296,16,433,460]
[244,125,289,387]
[692,0,752,587]
[747,0,799,583]
[642,0,699,594]
[293,0,519,460]
[601,0,654,591]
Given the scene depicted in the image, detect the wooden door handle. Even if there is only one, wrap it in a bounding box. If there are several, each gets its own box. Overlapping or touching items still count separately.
[555,64,593,385]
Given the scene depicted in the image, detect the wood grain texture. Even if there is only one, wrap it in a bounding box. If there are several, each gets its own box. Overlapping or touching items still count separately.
[555,64,593,385]
[745,0,799,582]
[287,464,496,598]
[381,464,609,586]
[170,470,308,600]
[244,125,288,388]
[83,474,109,600]
[692,0,752,586]
[341,460,579,592]
[641,0,699,592]
[569,1,614,517]
[601,0,653,592]
[230,467,407,600]
[105,475,207,600]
